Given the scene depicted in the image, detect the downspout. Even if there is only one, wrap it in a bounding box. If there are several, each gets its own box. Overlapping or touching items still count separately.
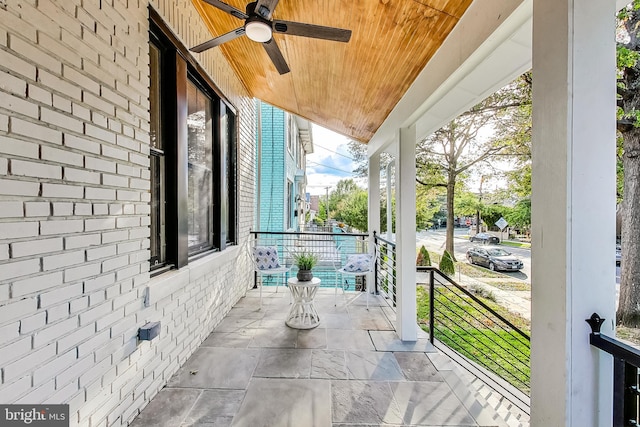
[386,160,395,240]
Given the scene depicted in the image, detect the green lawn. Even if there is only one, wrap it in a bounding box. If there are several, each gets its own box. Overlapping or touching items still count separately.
[483,280,531,292]
[417,285,531,393]
[501,240,531,249]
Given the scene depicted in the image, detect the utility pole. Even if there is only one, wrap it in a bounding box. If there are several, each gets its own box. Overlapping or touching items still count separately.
[476,176,484,234]
[324,186,330,224]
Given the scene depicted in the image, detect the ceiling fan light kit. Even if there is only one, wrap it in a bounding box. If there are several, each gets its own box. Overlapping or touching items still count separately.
[192,0,352,74]
[245,19,272,42]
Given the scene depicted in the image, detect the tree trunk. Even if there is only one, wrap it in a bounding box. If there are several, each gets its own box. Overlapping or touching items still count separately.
[618,128,640,327]
[445,174,456,261]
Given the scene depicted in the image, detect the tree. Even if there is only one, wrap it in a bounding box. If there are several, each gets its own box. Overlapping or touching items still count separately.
[327,179,359,221]
[504,199,531,233]
[416,73,532,259]
[416,245,431,266]
[439,250,455,276]
[616,1,640,326]
[337,189,368,231]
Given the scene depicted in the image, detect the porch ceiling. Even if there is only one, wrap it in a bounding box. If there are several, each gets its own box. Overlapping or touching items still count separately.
[192,0,473,143]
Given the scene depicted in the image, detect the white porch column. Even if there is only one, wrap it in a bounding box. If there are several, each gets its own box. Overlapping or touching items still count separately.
[368,153,381,297]
[368,152,381,238]
[531,1,616,425]
[396,126,417,341]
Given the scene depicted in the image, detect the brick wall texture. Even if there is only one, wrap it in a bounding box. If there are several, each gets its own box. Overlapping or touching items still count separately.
[0,1,255,426]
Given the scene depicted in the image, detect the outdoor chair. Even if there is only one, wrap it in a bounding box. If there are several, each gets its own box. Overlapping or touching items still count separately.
[333,241,377,309]
[247,238,292,308]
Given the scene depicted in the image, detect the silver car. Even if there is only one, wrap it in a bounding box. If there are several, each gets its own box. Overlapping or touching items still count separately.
[466,247,523,271]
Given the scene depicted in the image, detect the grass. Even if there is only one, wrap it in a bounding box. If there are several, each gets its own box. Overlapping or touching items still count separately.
[483,280,531,292]
[501,241,531,249]
[417,285,531,393]
[616,325,640,346]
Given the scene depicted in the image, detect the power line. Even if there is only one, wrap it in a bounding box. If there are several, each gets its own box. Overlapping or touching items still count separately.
[306,161,354,174]
[312,143,355,160]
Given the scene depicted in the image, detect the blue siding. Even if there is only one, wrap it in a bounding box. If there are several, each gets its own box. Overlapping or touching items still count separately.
[258,103,287,232]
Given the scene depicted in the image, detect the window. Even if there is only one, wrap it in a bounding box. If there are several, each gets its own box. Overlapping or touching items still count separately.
[149,42,166,268]
[286,181,293,230]
[187,80,214,254]
[287,114,294,154]
[149,13,237,273]
[221,102,237,245]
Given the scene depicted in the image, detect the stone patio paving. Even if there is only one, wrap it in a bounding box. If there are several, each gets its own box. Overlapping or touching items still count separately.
[130,286,527,427]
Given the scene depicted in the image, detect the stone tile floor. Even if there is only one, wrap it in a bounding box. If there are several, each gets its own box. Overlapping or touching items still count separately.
[131,287,528,427]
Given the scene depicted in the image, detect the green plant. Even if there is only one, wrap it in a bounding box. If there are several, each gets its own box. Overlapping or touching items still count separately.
[439,250,455,276]
[416,245,431,266]
[292,251,318,270]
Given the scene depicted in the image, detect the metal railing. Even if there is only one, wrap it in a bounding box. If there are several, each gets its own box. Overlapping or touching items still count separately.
[373,232,397,308]
[420,266,531,395]
[587,313,640,426]
[249,230,368,289]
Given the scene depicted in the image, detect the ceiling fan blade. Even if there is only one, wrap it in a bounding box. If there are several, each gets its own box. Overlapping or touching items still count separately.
[202,0,248,20]
[273,20,352,42]
[190,27,246,53]
[254,0,280,19]
[262,38,290,75]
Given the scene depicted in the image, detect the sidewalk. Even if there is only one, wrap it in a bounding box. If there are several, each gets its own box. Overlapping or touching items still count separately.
[416,270,531,321]
[459,275,531,321]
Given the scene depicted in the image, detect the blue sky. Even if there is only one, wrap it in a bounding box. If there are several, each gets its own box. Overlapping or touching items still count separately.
[306,125,365,195]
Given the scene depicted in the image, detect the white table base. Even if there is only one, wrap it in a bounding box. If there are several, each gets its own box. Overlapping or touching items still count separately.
[286,277,321,329]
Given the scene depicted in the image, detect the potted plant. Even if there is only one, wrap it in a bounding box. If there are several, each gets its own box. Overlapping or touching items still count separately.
[293,250,318,281]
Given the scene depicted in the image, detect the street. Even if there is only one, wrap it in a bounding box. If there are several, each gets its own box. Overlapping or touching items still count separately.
[417,228,531,283]
[416,228,621,285]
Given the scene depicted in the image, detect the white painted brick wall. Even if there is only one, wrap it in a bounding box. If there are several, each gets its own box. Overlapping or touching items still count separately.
[0,2,255,427]
[24,202,51,217]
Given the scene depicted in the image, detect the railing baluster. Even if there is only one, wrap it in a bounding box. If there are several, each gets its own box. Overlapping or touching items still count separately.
[429,269,434,345]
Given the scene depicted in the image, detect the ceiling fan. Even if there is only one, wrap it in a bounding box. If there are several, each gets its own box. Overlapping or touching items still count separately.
[191,0,352,75]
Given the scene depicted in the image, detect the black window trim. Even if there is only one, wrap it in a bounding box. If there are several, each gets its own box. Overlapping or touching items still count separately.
[149,7,239,276]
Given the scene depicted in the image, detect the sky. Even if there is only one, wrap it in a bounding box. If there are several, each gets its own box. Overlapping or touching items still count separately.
[306,125,365,196]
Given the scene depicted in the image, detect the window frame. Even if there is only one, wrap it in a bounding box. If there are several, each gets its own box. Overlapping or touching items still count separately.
[149,8,239,274]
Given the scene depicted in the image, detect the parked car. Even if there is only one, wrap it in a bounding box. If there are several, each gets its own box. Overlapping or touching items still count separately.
[469,232,500,245]
[616,244,621,265]
[466,247,523,271]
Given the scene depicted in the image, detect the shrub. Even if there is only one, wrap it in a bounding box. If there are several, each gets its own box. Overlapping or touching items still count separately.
[416,245,431,266]
[439,250,455,276]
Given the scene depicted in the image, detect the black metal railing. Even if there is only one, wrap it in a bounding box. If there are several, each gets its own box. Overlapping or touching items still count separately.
[373,232,397,307]
[419,266,531,394]
[249,230,368,289]
[587,313,640,426]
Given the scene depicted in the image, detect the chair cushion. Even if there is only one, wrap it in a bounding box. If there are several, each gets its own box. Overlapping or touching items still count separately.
[343,254,372,273]
[253,246,281,270]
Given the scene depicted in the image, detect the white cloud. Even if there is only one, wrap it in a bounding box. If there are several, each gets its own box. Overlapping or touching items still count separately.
[305,125,365,195]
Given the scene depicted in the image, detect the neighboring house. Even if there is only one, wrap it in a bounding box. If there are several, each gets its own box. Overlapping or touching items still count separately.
[256,101,313,232]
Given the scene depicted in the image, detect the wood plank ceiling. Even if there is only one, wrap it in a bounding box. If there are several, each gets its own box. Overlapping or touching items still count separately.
[192,0,473,143]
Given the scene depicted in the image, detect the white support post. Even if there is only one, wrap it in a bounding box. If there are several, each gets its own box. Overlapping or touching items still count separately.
[368,152,381,239]
[396,126,417,341]
[368,153,381,296]
[530,0,616,425]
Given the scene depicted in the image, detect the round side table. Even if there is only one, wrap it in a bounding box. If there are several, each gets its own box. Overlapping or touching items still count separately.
[285,277,321,329]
